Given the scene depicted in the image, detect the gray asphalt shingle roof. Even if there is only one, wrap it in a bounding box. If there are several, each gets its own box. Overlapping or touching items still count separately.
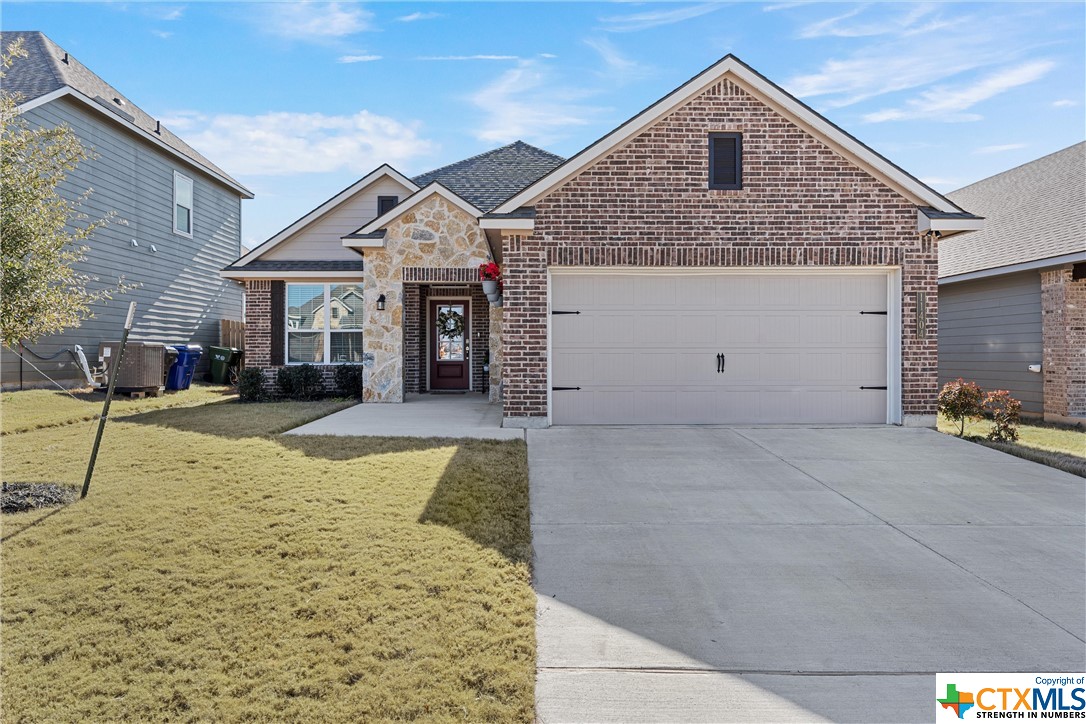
[940,142,1085,278]
[1,31,250,196]
[412,141,564,212]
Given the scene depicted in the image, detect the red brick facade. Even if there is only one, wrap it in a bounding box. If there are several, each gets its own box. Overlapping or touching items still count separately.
[244,280,272,368]
[1041,268,1086,422]
[502,77,938,424]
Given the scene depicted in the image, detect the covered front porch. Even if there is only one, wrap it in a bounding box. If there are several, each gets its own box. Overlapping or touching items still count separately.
[285,392,519,439]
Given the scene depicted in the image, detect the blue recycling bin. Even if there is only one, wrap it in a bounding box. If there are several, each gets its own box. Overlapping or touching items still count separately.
[166,344,202,391]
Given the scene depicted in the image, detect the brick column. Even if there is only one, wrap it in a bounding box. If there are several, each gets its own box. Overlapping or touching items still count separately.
[1041,268,1086,423]
[244,280,271,368]
[502,235,549,427]
[900,236,940,427]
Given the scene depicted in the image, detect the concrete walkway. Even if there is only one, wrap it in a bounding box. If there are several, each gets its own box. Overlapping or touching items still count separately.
[285,393,522,440]
[528,426,1086,723]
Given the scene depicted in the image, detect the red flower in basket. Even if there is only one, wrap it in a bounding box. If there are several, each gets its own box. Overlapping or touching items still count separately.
[479,262,501,281]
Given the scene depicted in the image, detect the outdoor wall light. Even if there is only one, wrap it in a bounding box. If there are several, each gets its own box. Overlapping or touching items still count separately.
[376,294,386,311]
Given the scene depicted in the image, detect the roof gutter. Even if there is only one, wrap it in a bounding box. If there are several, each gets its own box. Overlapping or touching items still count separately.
[939,251,1086,285]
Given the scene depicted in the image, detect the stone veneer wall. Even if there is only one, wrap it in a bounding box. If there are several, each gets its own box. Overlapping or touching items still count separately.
[1041,267,1086,422]
[502,76,936,427]
[362,194,492,402]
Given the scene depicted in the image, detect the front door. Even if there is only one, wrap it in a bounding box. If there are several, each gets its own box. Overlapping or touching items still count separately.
[430,300,470,390]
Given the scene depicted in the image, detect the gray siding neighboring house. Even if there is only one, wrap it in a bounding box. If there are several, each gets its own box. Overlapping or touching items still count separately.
[938,272,1043,413]
[0,31,253,389]
[938,142,1086,423]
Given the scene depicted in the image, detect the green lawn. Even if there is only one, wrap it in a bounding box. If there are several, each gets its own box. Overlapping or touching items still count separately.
[937,414,1085,477]
[1,391,534,722]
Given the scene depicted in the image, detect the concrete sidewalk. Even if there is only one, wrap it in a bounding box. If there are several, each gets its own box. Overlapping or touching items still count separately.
[529,426,1086,722]
[285,393,523,440]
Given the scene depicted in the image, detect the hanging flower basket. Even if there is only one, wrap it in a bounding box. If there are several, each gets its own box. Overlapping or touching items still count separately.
[480,262,501,296]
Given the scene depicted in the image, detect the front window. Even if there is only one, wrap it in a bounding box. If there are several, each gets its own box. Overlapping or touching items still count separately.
[173,171,194,236]
[286,283,364,364]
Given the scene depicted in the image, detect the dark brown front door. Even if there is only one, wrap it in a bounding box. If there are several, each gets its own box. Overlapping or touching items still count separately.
[429,300,469,390]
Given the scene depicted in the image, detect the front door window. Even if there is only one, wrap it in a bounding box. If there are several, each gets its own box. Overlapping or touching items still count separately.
[436,305,465,361]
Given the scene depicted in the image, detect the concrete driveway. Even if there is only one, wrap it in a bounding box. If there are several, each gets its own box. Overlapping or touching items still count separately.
[528,426,1086,723]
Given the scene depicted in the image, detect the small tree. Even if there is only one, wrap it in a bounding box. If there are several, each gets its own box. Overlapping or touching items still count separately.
[938,378,984,437]
[0,38,120,349]
[983,390,1022,442]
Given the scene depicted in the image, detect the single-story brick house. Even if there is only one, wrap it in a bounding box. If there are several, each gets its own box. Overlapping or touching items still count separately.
[222,54,982,428]
[939,142,1085,425]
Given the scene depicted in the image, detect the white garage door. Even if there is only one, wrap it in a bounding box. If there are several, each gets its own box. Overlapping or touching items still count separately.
[551,272,890,425]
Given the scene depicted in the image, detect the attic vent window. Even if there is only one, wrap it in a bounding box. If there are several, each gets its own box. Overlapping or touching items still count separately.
[708,132,742,190]
[113,97,126,107]
[377,195,398,216]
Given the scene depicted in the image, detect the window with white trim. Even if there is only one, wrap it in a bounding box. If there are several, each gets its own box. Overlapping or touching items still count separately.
[173,171,194,236]
[286,283,364,364]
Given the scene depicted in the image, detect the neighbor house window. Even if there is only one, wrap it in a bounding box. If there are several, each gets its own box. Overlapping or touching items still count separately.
[286,283,364,364]
[377,195,398,216]
[708,132,742,190]
[173,171,194,235]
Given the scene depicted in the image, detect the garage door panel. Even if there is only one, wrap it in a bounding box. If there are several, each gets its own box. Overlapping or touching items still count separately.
[551,272,890,425]
[715,276,761,309]
[759,315,801,345]
[801,315,844,345]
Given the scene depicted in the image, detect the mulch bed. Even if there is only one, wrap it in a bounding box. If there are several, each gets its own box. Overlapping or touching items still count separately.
[1,482,77,514]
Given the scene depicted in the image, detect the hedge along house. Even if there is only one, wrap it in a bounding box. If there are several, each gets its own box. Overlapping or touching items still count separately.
[221,143,564,401]
[224,55,983,427]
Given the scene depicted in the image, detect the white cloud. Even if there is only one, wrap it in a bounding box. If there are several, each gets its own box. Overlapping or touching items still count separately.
[417,55,519,61]
[599,3,724,33]
[160,110,436,176]
[798,4,957,39]
[260,2,372,41]
[1053,99,1078,107]
[863,60,1056,123]
[584,37,653,84]
[470,60,605,144]
[338,54,381,63]
[151,30,173,39]
[397,11,442,22]
[973,143,1027,155]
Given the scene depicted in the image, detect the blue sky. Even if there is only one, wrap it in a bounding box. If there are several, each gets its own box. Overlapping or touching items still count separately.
[4,2,1084,249]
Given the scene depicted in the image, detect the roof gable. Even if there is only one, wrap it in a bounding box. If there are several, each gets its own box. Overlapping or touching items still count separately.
[351,182,484,238]
[233,165,418,266]
[493,54,967,216]
[940,142,1085,280]
[2,31,252,198]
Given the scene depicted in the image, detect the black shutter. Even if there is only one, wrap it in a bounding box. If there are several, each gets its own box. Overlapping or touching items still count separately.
[378,196,398,216]
[270,281,285,366]
[708,133,742,190]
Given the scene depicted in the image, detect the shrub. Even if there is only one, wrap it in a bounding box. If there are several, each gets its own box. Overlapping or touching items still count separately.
[938,378,984,437]
[237,367,268,402]
[333,364,365,399]
[983,389,1022,442]
[276,364,324,400]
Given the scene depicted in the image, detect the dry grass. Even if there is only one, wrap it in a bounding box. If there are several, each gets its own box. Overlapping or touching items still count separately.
[1,395,534,722]
[1,384,237,435]
[938,414,1085,477]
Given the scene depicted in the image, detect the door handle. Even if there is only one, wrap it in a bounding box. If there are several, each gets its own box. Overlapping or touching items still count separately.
[716,353,725,374]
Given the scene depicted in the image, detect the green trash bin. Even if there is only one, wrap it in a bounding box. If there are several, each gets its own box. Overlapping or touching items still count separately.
[209,346,242,384]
